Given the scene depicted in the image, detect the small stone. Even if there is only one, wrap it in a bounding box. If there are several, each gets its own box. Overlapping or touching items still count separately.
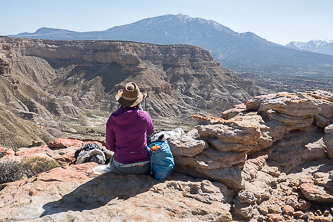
[313,216,333,222]
[259,202,269,215]
[266,213,284,222]
[289,179,301,187]
[32,141,43,147]
[292,186,298,192]
[297,199,311,211]
[328,170,333,180]
[283,214,294,221]
[256,215,266,222]
[324,210,330,216]
[303,212,314,221]
[294,211,304,218]
[325,124,333,134]
[282,205,294,215]
[285,195,298,208]
[315,209,322,216]
[313,172,327,178]
[269,204,282,214]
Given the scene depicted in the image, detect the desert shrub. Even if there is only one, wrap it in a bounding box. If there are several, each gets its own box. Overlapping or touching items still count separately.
[20,157,61,178]
[0,149,7,159]
[0,157,60,184]
[0,160,24,184]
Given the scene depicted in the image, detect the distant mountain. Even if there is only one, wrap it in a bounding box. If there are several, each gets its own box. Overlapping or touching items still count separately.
[8,14,333,78]
[286,40,333,56]
[14,27,78,40]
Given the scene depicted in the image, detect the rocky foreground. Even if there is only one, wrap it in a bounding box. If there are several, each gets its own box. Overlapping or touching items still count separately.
[1,90,333,222]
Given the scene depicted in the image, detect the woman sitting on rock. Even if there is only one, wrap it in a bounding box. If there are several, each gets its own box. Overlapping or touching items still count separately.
[106,82,154,174]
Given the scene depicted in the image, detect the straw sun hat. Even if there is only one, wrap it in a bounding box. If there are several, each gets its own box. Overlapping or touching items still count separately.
[115,82,147,107]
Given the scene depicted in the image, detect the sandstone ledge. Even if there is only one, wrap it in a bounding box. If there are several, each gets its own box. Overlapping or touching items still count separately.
[1,91,333,221]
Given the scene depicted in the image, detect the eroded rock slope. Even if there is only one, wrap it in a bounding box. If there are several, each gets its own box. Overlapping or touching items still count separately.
[0,37,266,148]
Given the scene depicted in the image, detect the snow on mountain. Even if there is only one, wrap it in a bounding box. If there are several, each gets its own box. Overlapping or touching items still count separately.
[286,40,333,55]
[7,14,333,77]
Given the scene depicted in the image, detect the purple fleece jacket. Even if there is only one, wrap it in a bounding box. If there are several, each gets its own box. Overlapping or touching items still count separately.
[106,107,154,164]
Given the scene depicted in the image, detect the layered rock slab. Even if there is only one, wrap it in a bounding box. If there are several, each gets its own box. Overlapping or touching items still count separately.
[170,91,333,220]
[300,172,333,203]
[0,163,232,222]
[324,124,333,159]
[2,90,333,221]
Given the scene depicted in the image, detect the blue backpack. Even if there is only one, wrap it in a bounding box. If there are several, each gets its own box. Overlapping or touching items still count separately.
[147,140,174,180]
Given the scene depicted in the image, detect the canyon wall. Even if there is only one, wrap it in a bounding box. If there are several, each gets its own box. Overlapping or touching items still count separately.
[0,37,266,147]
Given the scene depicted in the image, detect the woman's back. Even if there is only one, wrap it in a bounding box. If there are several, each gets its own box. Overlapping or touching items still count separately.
[106,106,153,164]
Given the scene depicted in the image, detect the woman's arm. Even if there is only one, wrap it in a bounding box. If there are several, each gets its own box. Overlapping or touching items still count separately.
[146,114,154,137]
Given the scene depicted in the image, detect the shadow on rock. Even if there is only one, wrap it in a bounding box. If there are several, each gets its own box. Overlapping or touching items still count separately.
[40,172,156,218]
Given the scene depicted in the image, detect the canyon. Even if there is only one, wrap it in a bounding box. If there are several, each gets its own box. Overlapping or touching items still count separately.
[0,37,266,148]
[1,36,333,221]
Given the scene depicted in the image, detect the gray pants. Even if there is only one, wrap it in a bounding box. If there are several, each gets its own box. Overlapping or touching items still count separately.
[110,157,150,175]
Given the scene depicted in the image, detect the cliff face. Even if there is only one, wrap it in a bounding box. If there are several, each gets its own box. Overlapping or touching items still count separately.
[0,37,266,147]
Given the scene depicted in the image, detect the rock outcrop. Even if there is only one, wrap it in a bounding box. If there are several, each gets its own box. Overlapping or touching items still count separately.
[171,90,333,220]
[0,58,11,75]
[1,90,333,221]
[0,139,233,222]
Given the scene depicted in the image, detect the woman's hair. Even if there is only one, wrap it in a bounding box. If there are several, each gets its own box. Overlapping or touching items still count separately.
[118,104,140,109]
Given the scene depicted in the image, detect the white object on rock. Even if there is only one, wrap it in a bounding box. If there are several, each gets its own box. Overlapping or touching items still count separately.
[151,127,185,142]
[93,165,112,175]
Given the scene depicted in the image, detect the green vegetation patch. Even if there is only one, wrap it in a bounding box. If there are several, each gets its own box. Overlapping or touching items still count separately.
[0,157,61,184]
[20,157,61,178]
[0,160,23,184]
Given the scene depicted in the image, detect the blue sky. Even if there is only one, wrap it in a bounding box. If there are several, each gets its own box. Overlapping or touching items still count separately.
[1,0,332,45]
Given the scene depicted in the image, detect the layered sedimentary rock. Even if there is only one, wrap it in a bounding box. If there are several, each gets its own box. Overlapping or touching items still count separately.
[173,91,333,181]
[170,90,333,220]
[0,36,266,148]
[0,108,55,148]
[1,91,333,221]
[0,58,11,74]
[0,37,265,117]
[324,123,333,159]
[0,139,233,222]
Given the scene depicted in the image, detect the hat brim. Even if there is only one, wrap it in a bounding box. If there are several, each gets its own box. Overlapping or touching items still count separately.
[115,89,147,107]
